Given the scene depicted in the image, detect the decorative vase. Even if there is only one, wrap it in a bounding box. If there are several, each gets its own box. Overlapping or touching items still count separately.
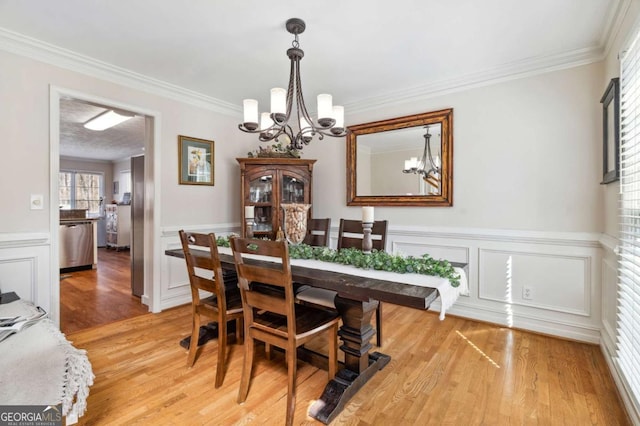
[281,203,311,245]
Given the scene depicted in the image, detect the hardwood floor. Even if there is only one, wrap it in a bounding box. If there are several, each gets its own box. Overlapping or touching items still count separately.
[60,248,148,334]
[66,302,630,425]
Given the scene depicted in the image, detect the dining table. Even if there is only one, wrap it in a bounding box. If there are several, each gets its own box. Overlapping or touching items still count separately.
[165,245,467,424]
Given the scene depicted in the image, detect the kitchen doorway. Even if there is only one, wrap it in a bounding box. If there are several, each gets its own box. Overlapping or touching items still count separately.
[53,91,156,332]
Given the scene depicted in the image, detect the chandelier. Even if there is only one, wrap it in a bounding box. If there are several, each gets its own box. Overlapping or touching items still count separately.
[239,18,347,150]
[402,126,441,182]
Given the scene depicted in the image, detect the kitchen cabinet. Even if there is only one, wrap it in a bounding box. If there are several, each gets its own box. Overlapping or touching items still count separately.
[237,158,316,239]
[105,204,131,250]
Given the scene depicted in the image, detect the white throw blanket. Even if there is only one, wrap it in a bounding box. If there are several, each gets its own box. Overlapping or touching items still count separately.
[0,300,94,424]
[219,246,469,319]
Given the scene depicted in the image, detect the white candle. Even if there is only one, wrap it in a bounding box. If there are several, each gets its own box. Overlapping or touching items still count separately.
[362,206,374,223]
[245,206,254,219]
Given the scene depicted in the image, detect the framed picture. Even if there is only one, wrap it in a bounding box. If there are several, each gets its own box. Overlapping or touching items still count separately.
[178,135,214,186]
[601,78,620,184]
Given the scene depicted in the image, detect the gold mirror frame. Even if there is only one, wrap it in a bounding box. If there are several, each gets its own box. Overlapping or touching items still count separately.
[347,108,453,206]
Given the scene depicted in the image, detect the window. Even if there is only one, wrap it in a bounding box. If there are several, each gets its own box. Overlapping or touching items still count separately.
[120,171,131,200]
[59,171,104,214]
[617,27,640,414]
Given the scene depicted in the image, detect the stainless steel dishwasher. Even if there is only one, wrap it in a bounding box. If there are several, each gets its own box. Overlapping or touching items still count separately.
[59,221,94,270]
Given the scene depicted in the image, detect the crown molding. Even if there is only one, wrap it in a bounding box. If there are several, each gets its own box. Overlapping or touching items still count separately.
[346,0,632,114]
[601,0,632,57]
[0,0,631,118]
[346,45,605,114]
[0,27,240,117]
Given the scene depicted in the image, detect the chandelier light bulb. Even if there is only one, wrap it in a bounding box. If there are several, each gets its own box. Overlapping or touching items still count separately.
[270,88,286,121]
[317,94,333,127]
[242,99,259,131]
[260,112,274,131]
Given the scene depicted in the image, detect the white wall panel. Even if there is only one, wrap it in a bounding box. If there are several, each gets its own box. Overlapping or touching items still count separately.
[157,224,604,343]
[391,240,469,264]
[0,257,37,300]
[0,233,52,322]
[478,249,590,316]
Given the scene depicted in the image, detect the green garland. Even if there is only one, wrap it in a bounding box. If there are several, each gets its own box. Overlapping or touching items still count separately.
[217,236,460,287]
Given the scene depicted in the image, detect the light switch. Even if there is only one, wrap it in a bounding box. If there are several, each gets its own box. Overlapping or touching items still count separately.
[30,194,44,210]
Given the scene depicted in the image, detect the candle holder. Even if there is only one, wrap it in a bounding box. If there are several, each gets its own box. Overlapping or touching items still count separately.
[362,222,373,254]
[245,218,255,238]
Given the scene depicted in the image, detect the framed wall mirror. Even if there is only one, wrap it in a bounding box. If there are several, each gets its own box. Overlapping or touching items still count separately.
[601,78,619,184]
[347,109,453,206]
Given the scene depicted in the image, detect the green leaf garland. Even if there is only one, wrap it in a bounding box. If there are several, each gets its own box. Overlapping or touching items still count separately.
[216,236,460,287]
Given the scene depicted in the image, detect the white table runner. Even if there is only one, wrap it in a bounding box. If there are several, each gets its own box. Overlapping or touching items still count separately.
[219,246,468,319]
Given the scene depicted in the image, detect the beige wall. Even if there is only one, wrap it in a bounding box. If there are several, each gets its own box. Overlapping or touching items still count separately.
[305,62,604,233]
[0,49,255,234]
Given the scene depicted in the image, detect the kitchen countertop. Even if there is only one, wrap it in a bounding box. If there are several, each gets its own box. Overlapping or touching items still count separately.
[60,217,100,223]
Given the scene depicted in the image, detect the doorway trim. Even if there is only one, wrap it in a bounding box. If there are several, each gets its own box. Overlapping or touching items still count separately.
[49,86,162,325]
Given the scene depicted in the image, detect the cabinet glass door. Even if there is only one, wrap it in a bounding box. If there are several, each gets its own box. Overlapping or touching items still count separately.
[248,175,273,233]
[281,175,306,203]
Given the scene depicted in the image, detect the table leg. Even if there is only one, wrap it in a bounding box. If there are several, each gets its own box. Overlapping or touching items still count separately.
[336,296,377,373]
[308,295,391,424]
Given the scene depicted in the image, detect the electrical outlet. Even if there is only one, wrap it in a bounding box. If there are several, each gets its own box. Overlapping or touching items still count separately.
[523,286,533,300]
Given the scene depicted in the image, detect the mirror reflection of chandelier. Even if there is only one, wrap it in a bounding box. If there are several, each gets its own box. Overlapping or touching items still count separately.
[239,18,347,151]
[402,125,441,185]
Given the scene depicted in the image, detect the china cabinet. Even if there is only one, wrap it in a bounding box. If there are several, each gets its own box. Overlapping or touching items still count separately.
[237,158,315,239]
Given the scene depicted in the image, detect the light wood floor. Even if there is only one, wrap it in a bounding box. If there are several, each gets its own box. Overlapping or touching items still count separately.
[67,302,630,425]
[60,248,149,334]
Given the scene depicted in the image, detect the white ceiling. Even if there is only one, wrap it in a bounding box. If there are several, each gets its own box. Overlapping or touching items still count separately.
[0,0,626,161]
[59,98,145,161]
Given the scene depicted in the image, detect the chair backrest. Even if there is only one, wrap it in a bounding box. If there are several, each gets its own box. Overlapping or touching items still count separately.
[337,219,388,252]
[229,237,296,334]
[302,218,331,247]
[179,230,227,309]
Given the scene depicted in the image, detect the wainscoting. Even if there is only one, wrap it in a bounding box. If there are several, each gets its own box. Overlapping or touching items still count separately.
[0,227,604,343]
[0,233,52,318]
[161,224,603,343]
[598,234,640,425]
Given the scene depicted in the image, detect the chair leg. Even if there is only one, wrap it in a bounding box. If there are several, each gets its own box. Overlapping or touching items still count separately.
[235,318,243,344]
[376,303,383,347]
[238,336,254,403]
[187,311,201,367]
[215,319,227,388]
[265,343,272,360]
[285,347,297,426]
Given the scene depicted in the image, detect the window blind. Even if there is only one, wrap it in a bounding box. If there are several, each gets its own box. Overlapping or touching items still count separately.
[617,27,640,414]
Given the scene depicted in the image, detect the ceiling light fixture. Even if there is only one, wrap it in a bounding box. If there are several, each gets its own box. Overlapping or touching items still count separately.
[239,18,347,151]
[403,126,441,182]
[84,110,134,131]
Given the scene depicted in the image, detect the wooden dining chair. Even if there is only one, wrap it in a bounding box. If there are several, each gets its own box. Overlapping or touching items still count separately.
[296,219,388,346]
[302,218,331,247]
[337,219,388,251]
[179,230,244,388]
[230,237,339,426]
